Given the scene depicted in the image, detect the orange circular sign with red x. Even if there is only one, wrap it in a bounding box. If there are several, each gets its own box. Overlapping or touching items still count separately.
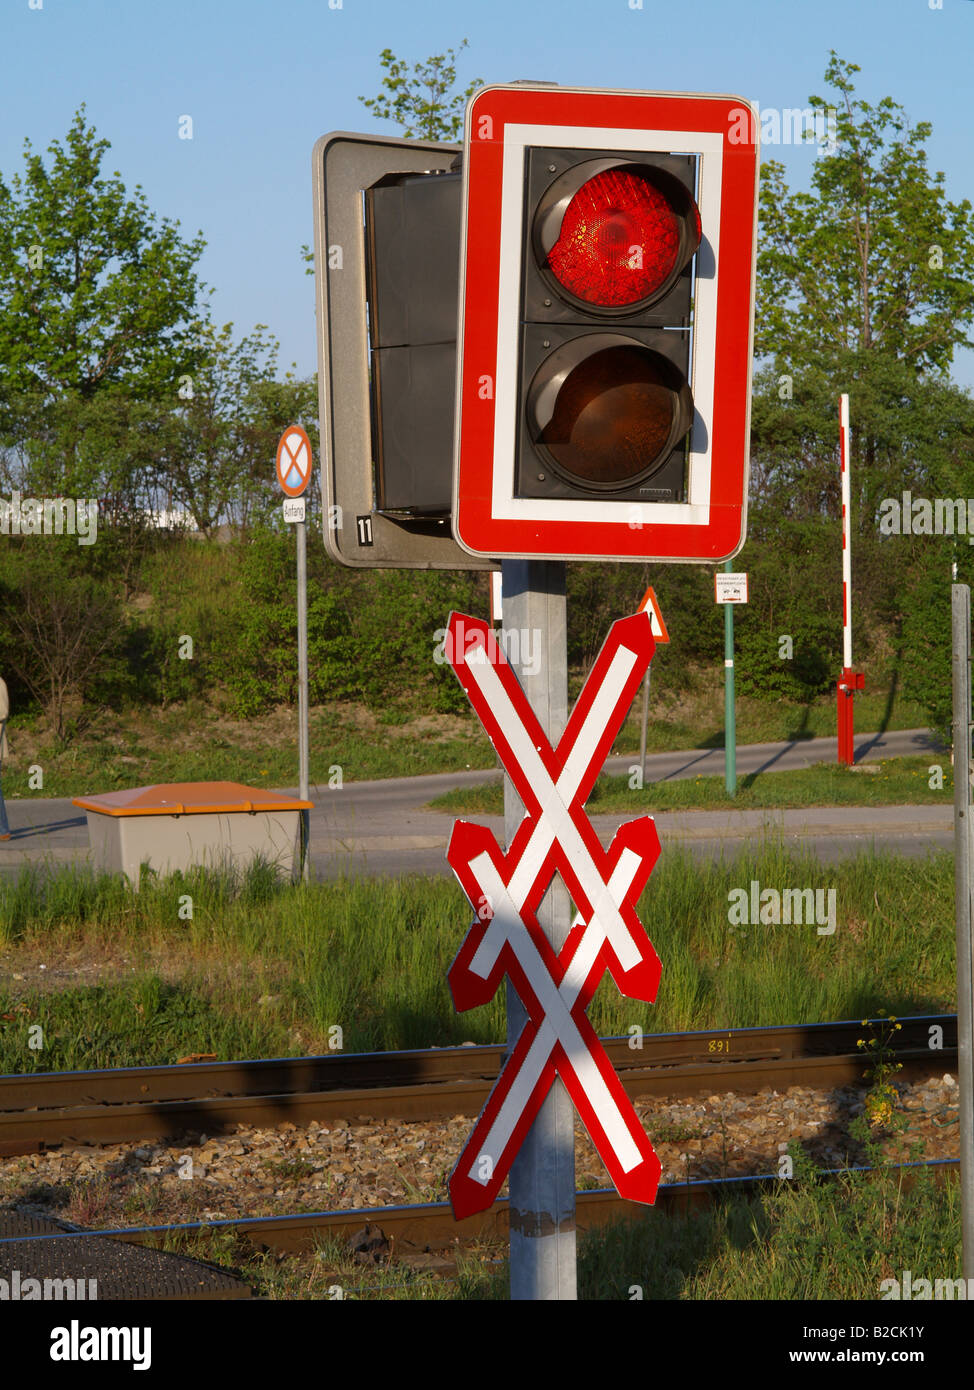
[275,426,312,498]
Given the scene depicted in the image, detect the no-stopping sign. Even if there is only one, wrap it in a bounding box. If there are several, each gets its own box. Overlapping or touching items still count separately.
[276,426,312,498]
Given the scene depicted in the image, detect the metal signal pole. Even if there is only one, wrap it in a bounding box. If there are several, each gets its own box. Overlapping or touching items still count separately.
[723,559,737,797]
[501,558,577,1301]
[297,514,310,882]
[952,584,974,1279]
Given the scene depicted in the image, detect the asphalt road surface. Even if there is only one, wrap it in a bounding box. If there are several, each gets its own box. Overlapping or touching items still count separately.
[0,727,950,882]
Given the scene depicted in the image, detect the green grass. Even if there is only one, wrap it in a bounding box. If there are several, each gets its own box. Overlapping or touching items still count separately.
[1,666,931,798]
[0,974,295,1073]
[1,703,496,800]
[427,755,953,816]
[0,846,956,1073]
[152,1227,508,1300]
[577,1149,960,1300]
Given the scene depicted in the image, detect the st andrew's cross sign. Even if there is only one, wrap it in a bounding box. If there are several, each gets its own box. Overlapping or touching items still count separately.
[444,609,663,1219]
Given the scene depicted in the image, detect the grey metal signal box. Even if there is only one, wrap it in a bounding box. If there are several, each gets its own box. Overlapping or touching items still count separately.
[311,131,494,569]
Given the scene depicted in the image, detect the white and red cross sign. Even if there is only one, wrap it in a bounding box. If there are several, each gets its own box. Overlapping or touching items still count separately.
[275,425,312,498]
[444,608,663,1220]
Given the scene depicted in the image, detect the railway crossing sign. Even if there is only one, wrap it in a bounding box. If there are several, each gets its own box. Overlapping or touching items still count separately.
[276,425,313,498]
[444,608,663,1219]
[452,83,759,564]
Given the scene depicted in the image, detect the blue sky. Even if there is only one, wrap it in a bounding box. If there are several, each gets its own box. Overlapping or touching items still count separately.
[2,0,973,385]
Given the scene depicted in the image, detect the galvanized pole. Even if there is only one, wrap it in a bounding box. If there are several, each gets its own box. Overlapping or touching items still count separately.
[296,516,310,881]
[723,559,737,797]
[639,668,651,787]
[951,584,974,1279]
[501,558,576,1300]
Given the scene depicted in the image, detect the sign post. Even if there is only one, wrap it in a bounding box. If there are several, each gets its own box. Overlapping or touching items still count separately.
[952,584,974,1280]
[503,559,575,1299]
[636,586,670,786]
[715,566,747,796]
[276,426,313,881]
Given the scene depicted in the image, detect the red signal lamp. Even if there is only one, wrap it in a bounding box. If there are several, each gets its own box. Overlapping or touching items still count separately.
[533,161,701,312]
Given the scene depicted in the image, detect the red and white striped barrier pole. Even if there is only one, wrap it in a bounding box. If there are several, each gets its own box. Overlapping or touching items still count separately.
[837,394,863,764]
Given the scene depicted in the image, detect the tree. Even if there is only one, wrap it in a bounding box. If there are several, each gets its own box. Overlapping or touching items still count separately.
[358,40,483,142]
[154,322,318,536]
[0,105,208,494]
[745,54,974,714]
[756,52,974,377]
[1,543,125,743]
[752,52,974,529]
[300,41,484,275]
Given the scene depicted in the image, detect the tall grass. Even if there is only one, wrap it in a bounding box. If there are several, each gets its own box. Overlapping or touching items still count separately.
[578,1152,961,1300]
[0,845,956,1071]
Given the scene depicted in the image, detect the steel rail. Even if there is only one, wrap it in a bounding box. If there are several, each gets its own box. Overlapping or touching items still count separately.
[3,1160,961,1258]
[0,1015,957,1157]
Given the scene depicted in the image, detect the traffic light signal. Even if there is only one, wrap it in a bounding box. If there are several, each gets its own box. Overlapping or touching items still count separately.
[518,148,700,506]
[311,132,491,569]
[452,85,759,564]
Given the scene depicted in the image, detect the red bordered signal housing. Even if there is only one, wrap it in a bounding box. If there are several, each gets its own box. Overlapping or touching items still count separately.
[452,85,759,564]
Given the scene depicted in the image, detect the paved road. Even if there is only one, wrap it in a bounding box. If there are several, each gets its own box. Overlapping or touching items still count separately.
[0,728,951,881]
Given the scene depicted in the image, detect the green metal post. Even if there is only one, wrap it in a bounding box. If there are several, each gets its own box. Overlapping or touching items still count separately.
[724,559,737,797]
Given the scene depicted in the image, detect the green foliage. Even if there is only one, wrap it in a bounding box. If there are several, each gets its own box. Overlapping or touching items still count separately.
[734,528,838,700]
[750,52,974,712]
[0,105,207,458]
[898,539,966,744]
[734,621,832,700]
[757,52,974,375]
[348,569,484,714]
[0,107,310,532]
[199,530,485,718]
[222,527,355,715]
[158,323,318,535]
[358,40,482,141]
[0,537,126,740]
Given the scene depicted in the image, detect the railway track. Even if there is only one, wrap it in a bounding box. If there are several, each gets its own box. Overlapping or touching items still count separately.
[0,1015,957,1156]
[6,1160,961,1260]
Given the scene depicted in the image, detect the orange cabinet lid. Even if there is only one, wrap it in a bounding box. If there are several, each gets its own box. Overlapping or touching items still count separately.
[73,782,314,817]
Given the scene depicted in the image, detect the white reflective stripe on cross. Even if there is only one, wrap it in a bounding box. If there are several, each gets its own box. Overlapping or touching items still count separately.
[466,845,644,1185]
[464,641,642,979]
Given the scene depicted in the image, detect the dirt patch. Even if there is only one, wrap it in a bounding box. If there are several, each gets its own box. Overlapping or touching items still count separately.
[0,938,288,1002]
[386,713,475,742]
[6,701,478,766]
